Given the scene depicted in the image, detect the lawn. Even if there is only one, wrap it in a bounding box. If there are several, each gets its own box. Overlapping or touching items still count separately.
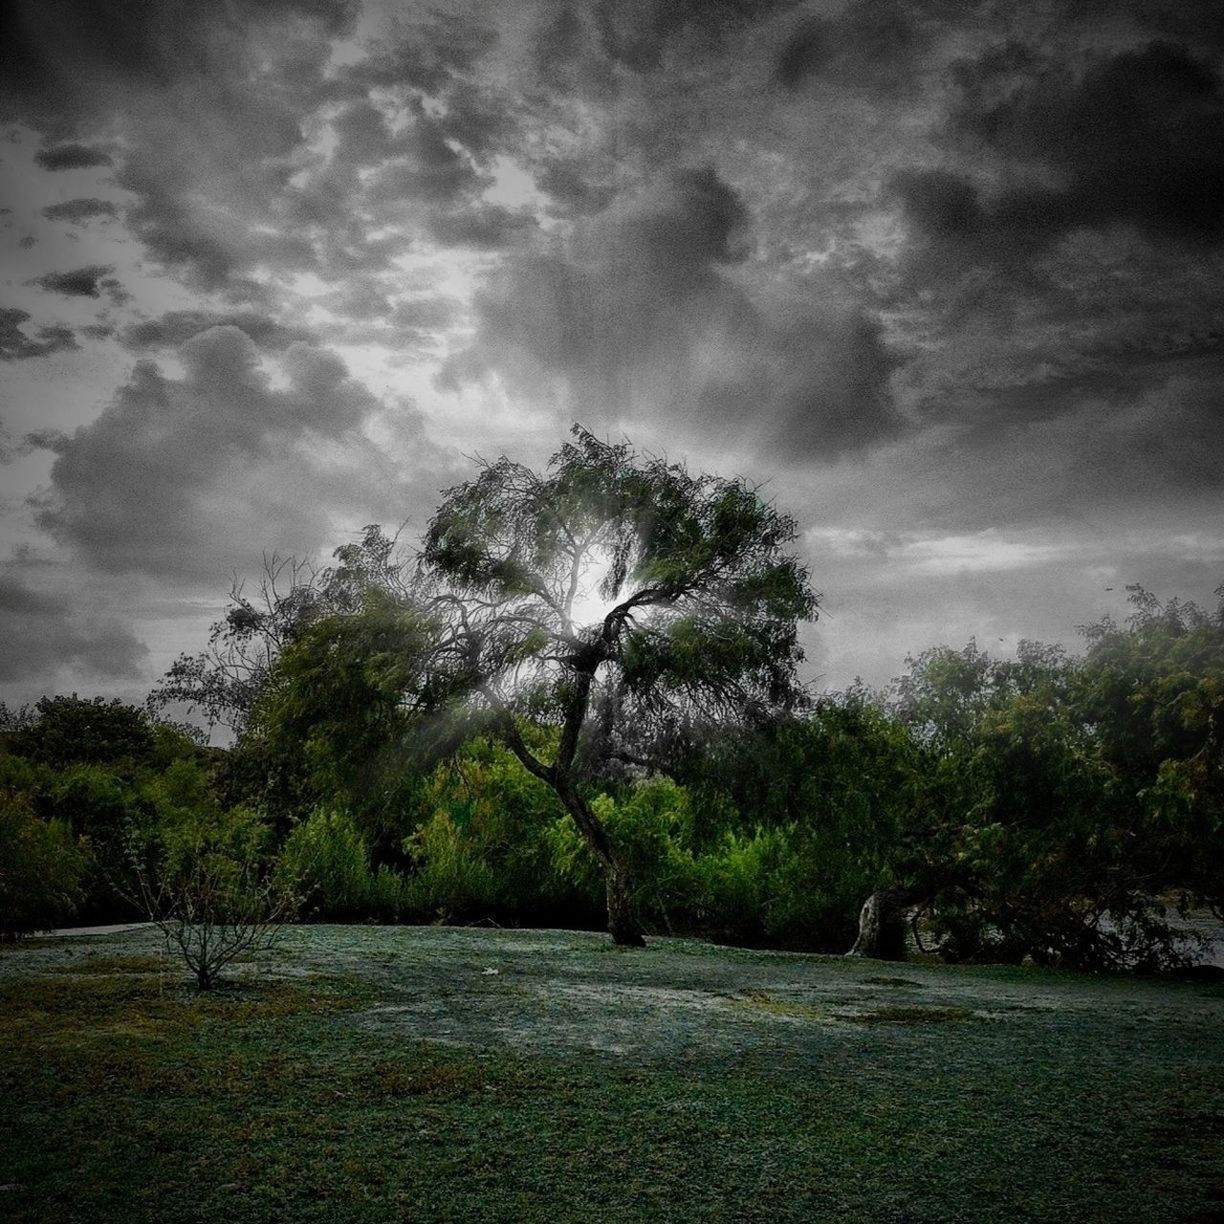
[2,925,1222,1222]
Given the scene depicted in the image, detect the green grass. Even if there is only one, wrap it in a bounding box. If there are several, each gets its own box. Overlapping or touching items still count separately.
[2,926,1222,1222]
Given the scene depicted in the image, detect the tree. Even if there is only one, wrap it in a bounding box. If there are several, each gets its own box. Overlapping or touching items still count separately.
[411,426,818,945]
[878,619,1224,970]
[148,532,406,737]
[8,695,155,771]
[244,590,435,854]
[672,690,922,951]
[1078,584,1224,923]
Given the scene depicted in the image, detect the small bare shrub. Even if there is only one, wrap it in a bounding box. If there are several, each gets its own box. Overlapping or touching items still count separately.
[128,809,298,990]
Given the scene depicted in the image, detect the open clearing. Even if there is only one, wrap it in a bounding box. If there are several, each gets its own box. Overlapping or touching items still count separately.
[2,925,1222,1222]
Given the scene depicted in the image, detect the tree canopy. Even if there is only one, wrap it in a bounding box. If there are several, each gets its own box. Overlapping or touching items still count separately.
[411,426,819,943]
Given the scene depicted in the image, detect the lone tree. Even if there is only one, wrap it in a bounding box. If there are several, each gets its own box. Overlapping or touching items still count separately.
[414,426,818,946]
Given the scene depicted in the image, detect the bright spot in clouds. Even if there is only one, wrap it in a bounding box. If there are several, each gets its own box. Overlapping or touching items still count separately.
[0,0,1222,709]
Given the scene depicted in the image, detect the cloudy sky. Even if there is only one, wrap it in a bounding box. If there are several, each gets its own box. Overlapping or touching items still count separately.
[2,0,1223,715]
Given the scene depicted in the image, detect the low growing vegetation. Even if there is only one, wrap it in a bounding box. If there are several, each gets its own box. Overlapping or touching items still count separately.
[0,925,1221,1222]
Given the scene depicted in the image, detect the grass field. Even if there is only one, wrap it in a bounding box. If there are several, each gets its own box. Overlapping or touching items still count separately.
[2,925,1222,1222]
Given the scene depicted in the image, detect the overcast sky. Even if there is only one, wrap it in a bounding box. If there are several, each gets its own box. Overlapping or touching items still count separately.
[2,0,1223,714]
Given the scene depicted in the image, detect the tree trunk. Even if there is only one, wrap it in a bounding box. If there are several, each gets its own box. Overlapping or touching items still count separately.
[605,859,645,948]
[845,889,912,961]
[555,779,646,948]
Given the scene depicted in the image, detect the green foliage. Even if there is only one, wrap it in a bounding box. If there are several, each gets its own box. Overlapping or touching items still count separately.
[7,695,155,772]
[546,779,696,929]
[245,592,436,848]
[417,426,820,943]
[421,425,818,727]
[668,696,921,947]
[402,809,501,923]
[1079,585,1224,913]
[683,824,797,943]
[145,803,273,886]
[405,739,595,926]
[277,810,405,923]
[131,805,293,990]
[0,793,87,938]
[0,756,150,922]
[886,605,1224,969]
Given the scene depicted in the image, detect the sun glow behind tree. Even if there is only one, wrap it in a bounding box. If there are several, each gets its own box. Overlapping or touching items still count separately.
[412,425,819,943]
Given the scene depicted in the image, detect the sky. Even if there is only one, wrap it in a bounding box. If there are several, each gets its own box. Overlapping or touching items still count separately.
[1,0,1223,717]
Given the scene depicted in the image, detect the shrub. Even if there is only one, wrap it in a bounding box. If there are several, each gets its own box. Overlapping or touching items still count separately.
[130,806,294,989]
[277,809,405,922]
[407,740,596,927]
[546,779,697,932]
[401,809,500,923]
[0,794,87,939]
[685,824,797,945]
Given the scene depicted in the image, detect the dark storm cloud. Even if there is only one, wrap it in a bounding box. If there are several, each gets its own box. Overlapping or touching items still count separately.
[313,293,464,353]
[33,143,113,171]
[280,69,524,282]
[41,198,119,224]
[320,283,391,323]
[534,157,619,218]
[0,572,146,682]
[953,40,1224,240]
[0,308,77,361]
[22,427,69,453]
[31,326,386,578]
[330,99,395,165]
[529,0,797,100]
[116,132,317,294]
[775,0,922,92]
[900,39,1224,275]
[30,265,114,298]
[444,166,902,460]
[4,1,378,300]
[1054,366,1224,501]
[388,296,461,331]
[363,101,489,207]
[7,1,527,313]
[590,0,798,73]
[335,10,499,95]
[0,0,357,125]
[857,352,1224,542]
[436,81,515,161]
[119,310,315,351]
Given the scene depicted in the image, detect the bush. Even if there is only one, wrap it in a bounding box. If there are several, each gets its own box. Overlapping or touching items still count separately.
[278,809,406,922]
[131,806,294,989]
[406,740,597,928]
[401,809,500,923]
[546,779,696,932]
[0,793,87,939]
[684,823,837,947]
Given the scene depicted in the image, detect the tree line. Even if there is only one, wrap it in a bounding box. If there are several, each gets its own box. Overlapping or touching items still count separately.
[3,428,1221,971]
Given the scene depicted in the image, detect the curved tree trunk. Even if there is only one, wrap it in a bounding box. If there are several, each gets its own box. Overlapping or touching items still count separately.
[493,693,646,948]
[556,779,646,948]
[845,889,914,961]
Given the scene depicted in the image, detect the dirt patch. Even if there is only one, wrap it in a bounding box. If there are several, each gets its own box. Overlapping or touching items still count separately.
[724,990,828,1022]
